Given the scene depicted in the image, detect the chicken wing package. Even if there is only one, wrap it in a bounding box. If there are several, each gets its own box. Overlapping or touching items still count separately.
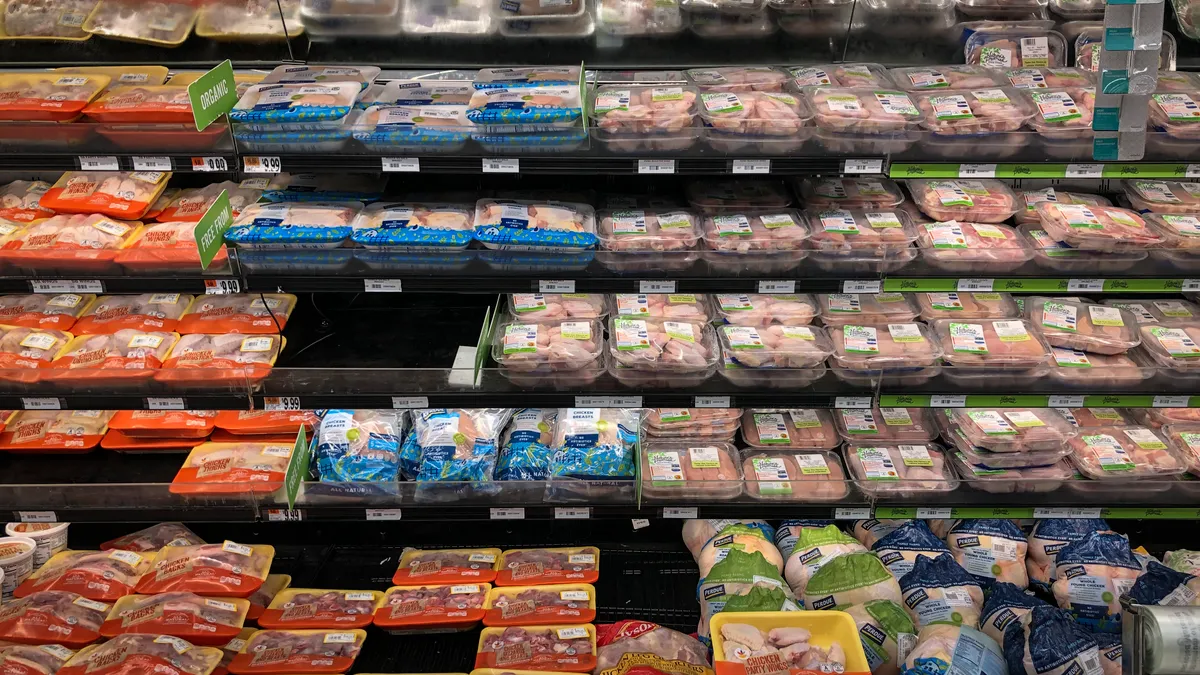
[715,294,818,327]
[43,330,177,384]
[779,523,866,597]
[695,548,796,641]
[946,408,1076,453]
[0,590,107,647]
[72,293,192,335]
[916,292,1018,320]
[156,334,283,386]
[945,519,1029,588]
[372,583,488,632]
[0,410,113,453]
[1050,531,1141,632]
[742,410,839,449]
[135,542,274,598]
[1035,203,1161,251]
[817,293,919,329]
[107,410,214,441]
[230,83,359,132]
[1001,606,1102,675]
[965,29,1068,68]
[803,88,925,135]
[176,294,296,334]
[685,67,788,92]
[101,523,205,552]
[226,628,366,675]
[609,317,718,375]
[828,322,942,385]
[901,624,1006,675]
[641,442,742,499]
[0,294,95,331]
[1067,426,1187,481]
[0,73,109,121]
[0,181,53,222]
[215,411,317,437]
[803,551,902,611]
[871,519,953,580]
[898,554,984,630]
[891,66,1006,91]
[835,407,939,443]
[474,624,595,672]
[844,443,957,496]
[155,182,262,223]
[1124,180,1200,214]
[40,171,169,221]
[473,199,596,252]
[116,221,228,271]
[169,443,293,495]
[1027,297,1139,355]
[908,180,1019,223]
[1015,188,1111,225]
[0,325,70,382]
[257,589,382,630]
[100,593,249,643]
[741,449,849,502]
[591,85,699,151]
[13,549,148,602]
[800,177,906,210]
[81,84,195,124]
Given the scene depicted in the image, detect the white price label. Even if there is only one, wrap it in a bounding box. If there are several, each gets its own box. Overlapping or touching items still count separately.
[132,156,172,171]
[30,280,102,294]
[1066,163,1105,178]
[1068,279,1106,292]
[192,156,229,172]
[632,518,650,530]
[364,279,403,292]
[204,279,241,295]
[243,156,281,174]
[391,397,429,409]
[834,507,873,519]
[146,397,185,410]
[843,158,884,174]
[1033,507,1102,518]
[17,511,56,523]
[490,507,525,520]
[843,280,882,293]
[366,509,402,521]
[931,395,968,407]
[264,397,302,411]
[555,507,590,520]
[1049,395,1086,407]
[1188,164,1200,178]
[916,507,953,518]
[21,398,60,410]
[835,397,873,409]
[957,278,994,291]
[758,280,795,293]
[483,158,519,173]
[382,157,420,173]
[695,396,732,408]
[639,280,676,293]
[79,155,119,171]
[959,163,996,178]
[539,280,575,293]
[732,159,770,174]
[638,159,675,174]
[1154,396,1191,407]
[266,509,303,522]
[574,396,643,407]
[1186,279,1200,292]
[663,507,698,519]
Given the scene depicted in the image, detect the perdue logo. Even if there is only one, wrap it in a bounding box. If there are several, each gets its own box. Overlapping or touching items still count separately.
[713,535,734,547]
[860,624,887,646]
[1064,566,1086,579]
[1062,662,1084,675]
[1044,543,1066,554]
[904,589,928,609]
[702,585,726,601]
[956,536,981,548]
[799,549,822,564]
[879,552,901,564]
[992,609,1016,630]
[811,596,835,610]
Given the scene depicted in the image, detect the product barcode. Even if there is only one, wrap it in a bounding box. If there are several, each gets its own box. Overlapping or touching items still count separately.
[382,157,419,172]
[1048,395,1086,407]
[695,396,732,408]
[364,279,402,292]
[146,397,185,410]
[638,159,675,174]
[834,397,872,409]
[555,507,590,520]
[366,509,402,521]
[639,280,676,293]
[79,155,119,171]
[1188,164,1200,179]
[1067,279,1105,292]
[192,157,229,172]
[1154,396,1191,407]
[21,398,60,410]
[916,507,953,518]
[834,507,872,519]
[490,508,525,520]
[1066,163,1105,178]
[1186,279,1200,292]
[732,159,770,174]
[539,280,575,293]
[574,396,643,407]
[204,279,241,295]
[132,156,172,171]
[957,278,994,291]
[758,280,795,293]
[632,518,650,529]
[17,511,56,523]
[482,158,519,173]
[30,280,102,294]
[958,164,996,178]
[243,156,282,174]
[663,507,698,519]
[842,280,881,293]
[391,397,429,409]
[931,395,968,407]
[843,158,883,174]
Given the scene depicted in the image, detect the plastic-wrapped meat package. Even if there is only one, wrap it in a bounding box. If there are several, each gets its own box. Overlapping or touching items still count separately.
[81,84,195,124]
[43,330,177,384]
[73,293,192,334]
[314,410,403,483]
[134,542,274,598]
[852,519,907,549]
[0,643,74,675]
[373,583,488,632]
[1156,72,1200,92]
[699,91,814,153]
[688,10,776,37]
[0,181,52,223]
[224,202,362,251]
[594,621,708,675]
[596,209,699,251]
[214,410,317,437]
[1014,188,1111,225]
[1149,91,1200,141]
[176,294,296,334]
[1036,203,1161,251]
[1026,88,1096,148]
[473,200,596,252]
[931,318,1052,381]
[493,0,584,18]
[596,0,685,35]
[613,294,711,321]
[742,409,839,449]
[116,221,227,270]
[804,88,925,134]
[845,600,915,675]
[1056,408,1132,429]
[898,553,984,629]
[779,522,866,595]
[914,87,1034,136]
[391,548,500,585]
[0,410,112,453]
[548,409,637,491]
[508,294,607,322]
[230,82,359,131]
[475,624,596,672]
[966,30,1068,68]
[258,588,381,629]
[952,454,1075,493]
[108,410,218,440]
[100,523,205,552]
[1047,348,1154,388]
[0,293,94,331]
[1019,224,1147,274]
[946,519,1030,587]
[800,177,906,209]
[1,0,97,38]
[81,0,199,45]
[496,547,599,587]
[908,180,1018,223]
[685,67,787,92]
[197,0,302,39]
[685,179,792,210]
[483,583,595,626]
[349,105,473,152]
[0,590,107,647]
[411,409,511,482]
[359,80,473,108]
[57,636,216,675]
[806,208,918,270]
[742,450,849,501]
[1027,297,1139,354]
[1147,213,1200,255]
[1049,531,1141,632]
[1002,606,1104,675]
[592,85,698,151]
[1139,325,1200,372]
[609,317,718,374]
[496,409,555,481]
[41,171,170,221]
[803,550,902,609]
[226,628,366,674]
[1068,426,1187,483]
[697,549,796,637]
[916,292,1018,320]
[473,67,580,89]
[891,66,1005,91]
[789,63,895,88]
[494,319,603,382]
[1026,519,1111,591]
[719,324,833,368]
[100,593,249,643]
[1124,180,1200,214]
[1,215,141,269]
[1163,424,1200,477]
[156,182,262,223]
[156,334,282,386]
[939,412,1074,469]
[947,408,1075,453]
[870,520,951,579]
[835,407,938,445]
[1127,560,1200,607]
[828,322,942,385]
[715,294,817,327]
[641,442,743,499]
[13,549,148,601]
[465,86,583,134]
[169,443,293,495]
[701,210,809,264]
[685,520,775,564]
[843,443,958,496]
[0,73,110,122]
[817,292,920,328]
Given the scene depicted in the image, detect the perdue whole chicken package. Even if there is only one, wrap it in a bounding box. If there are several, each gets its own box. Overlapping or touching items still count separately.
[135,542,275,597]
[372,583,488,632]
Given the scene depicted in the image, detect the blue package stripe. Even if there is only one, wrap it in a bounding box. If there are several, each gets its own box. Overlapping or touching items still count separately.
[351,227,473,249]
[475,224,597,250]
[226,224,354,245]
[466,107,581,125]
[352,127,472,145]
[231,104,352,124]
[234,128,352,143]
[470,129,588,146]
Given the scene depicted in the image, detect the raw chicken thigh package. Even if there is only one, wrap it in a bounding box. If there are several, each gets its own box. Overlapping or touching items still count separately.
[493,318,604,375]
[789,63,895,89]
[596,208,699,252]
[892,65,1005,91]
[741,409,839,449]
[612,294,711,321]
[844,442,958,495]
[800,177,906,209]
[609,317,718,373]
[508,294,609,322]
[714,293,818,326]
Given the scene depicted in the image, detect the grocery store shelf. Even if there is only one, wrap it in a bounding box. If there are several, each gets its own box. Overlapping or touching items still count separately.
[0,36,298,69]
[889,161,1200,180]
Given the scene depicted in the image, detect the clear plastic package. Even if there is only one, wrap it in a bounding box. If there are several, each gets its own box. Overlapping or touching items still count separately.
[1035,202,1162,251]
[1068,426,1187,480]
[916,292,1019,320]
[0,293,94,331]
[1103,298,1200,327]
[1004,67,1095,89]
[774,2,854,37]
[718,323,833,369]
[828,322,941,382]
[1138,325,1200,370]
[700,209,809,252]
[196,0,302,40]
[931,318,1053,370]
[591,85,698,152]
[913,87,1035,135]
[1047,347,1155,388]
[741,449,850,501]
[224,202,362,251]
[966,28,1068,68]
[0,0,97,39]
[834,406,939,442]
[640,442,743,499]
[916,221,1033,273]
[952,454,1074,492]
[1026,296,1140,355]
[686,67,787,92]
[492,0,585,19]
[0,73,109,121]
[1014,188,1111,225]
[359,80,474,109]
[1149,91,1200,141]
[176,294,295,334]
[687,10,776,37]
[644,408,740,440]
[473,67,580,88]
[1019,224,1147,273]
[82,0,198,46]
[1163,423,1200,476]
[1057,407,1134,428]
[1135,408,1200,428]
[65,293,190,336]
[508,294,608,322]
[890,66,1006,91]
[806,208,919,256]
[613,294,710,321]
[843,443,958,495]
[596,0,686,35]
[907,179,1019,223]
[0,214,142,269]
[349,105,473,152]
[492,319,604,378]
[713,293,818,326]
[741,409,839,449]
[1025,88,1096,150]
[1051,0,1103,18]
[698,90,814,153]
[816,292,919,327]
[473,199,596,252]
[349,203,474,251]
[947,407,1076,452]
[1124,180,1200,214]
[799,177,906,209]
[466,86,583,133]
[230,83,360,132]
[608,317,718,374]
[596,209,699,252]
[685,179,792,209]
[787,63,895,89]
[1157,71,1200,92]
[40,171,170,221]
[804,88,925,134]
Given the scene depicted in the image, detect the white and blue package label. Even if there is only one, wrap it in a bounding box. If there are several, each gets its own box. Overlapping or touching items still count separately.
[473,66,582,89]
[1028,518,1111,590]
[873,520,953,579]
[979,581,1049,644]
[350,203,475,250]
[903,625,1006,675]
[315,409,404,482]
[1002,606,1102,675]
[465,85,583,126]
[224,202,363,248]
[497,408,557,481]
[1052,531,1141,633]
[900,553,984,629]
[261,64,380,90]
[230,82,361,124]
[398,425,423,481]
[1127,560,1200,606]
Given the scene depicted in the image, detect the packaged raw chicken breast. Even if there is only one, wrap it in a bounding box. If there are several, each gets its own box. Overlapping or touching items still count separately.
[701,209,810,253]
[473,200,596,252]
[718,324,833,386]
[596,0,685,35]
[1124,180,1200,214]
[0,410,113,453]
[1104,298,1200,327]
[816,292,919,327]
[686,179,792,209]
[81,85,193,123]
[508,294,608,322]
[908,179,1019,223]
[108,410,217,439]
[392,548,500,586]
[72,293,192,334]
[42,330,178,385]
[156,182,263,223]
[495,547,599,586]
[1135,408,1200,428]
[15,549,149,601]
[591,85,699,151]
[258,589,382,629]
[0,0,98,39]
[135,541,274,597]
[613,294,710,321]
[115,221,226,271]
[609,317,718,374]
[835,406,939,442]
[685,67,788,92]
[1019,224,1147,273]
[914,87,1034,135]
[0,181,53,222]
[169,443,292,495]
[1155,72,1200,92]
[804,88,925,134]
[916,292,1018,320]
[1,214,143,270]
[373,583,488,632]
[828,322,942,385]
[788,63,894,88]
[940,412,1074,468]
[40,171,170,220]
[640,442,743,499]
[0,73,109,121]
[176,294,296,334]
[1068,426,1187,480]
[1014,188,1111,225]
[0,326,71,383]
[596,208,699,252]
[82,0,199,46]
[946,408,1076,453]
[100,593,249,643]
[891,65,1005,91]
[474,624,596,672]
[844,443,958,495]
[0,293,95,331]
[714,294,817,326]
[741,409,839,449]
[742,449,850,501]
[1149,91,1200,141]
[226,628,366,674]
[156,333,283,386]
[643,409,738,443]
[1057,408,1132,428]
[807,208,918,260]
[493,319,603,380]
[350,105,473,152]
[230,82,359,131]
[224,202,362,250]
[1140,324,1200,370]
[1027,297,1139,354]
[951,453,1075,492]
[473,67,579,89]
[350,203,474,251]
[465,86,583,133]
[1047,348,1154,388]
[799,177,906,209]
[1026,88,1096,148]
[966,29,1068,68]
[359,79,474,108]
[698,90,814,153]
[493,0,585,18]
[1035,202,1162,251]
[0,591,107,647]
[931,318,1053,371]
[260,65,380,90]
[483,583,595,626]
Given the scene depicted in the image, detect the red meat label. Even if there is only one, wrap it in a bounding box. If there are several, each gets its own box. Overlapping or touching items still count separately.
[409,560,441,576]
[510,562,543,581]
[390,599,424,618]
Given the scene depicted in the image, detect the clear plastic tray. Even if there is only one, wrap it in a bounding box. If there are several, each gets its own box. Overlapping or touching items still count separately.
[916,292,1019,320]
[1135,408,1200,428]
[1026,296,1140,355]
[947,407,1076,452]
[741,449,849,501]
[834,406,939,442]
[596,0,686,35]
[224,202,362,251]
[1103,298,1200,327]
[1058,407,1135,428]
[804,87,925,134]
[889,66,1006,91]
[1068,426,1188,480]
[1014,188,1111,225]
[806,208,919,255]
[1047,347,1156,388]
[916,221,1034,273]
[1019,224,1147,273]
[592,84,699,138]
[612,294,711,322]
[1035,202,1162,252]
[843,442,958,495]
[718,323,834,369]
[508,294,608,322]
[1025,87,1096,139]
[965,28,1068,68]
[349,202,474,251]
[913,87,1035,135]
[685,179,792,209]
[816,292,919,327]
[685,67,786,92]
[473,199,596,252]
[1051,0,1103,18]
[82,0,198,46]
[908,179,1019,223]
[956,0,1047,15]
[641,442,743,499]
[952,453,1074,492]
[400,0,495,35]
[1149,90,1200,140]
[1076,27,1175,71]
[701,209,810,253]
[1003,67,1095,90]
[697,90,813,139]
[931,318,1053,369]
[1124,180,1200,214]
[1158,72,1200,92]
[492,318,604,373]
[1163,423,1200,476]
[596,209,699,252]
[713,294,818,326]
[687,10,776,37]
[799,177,906,209]
[230,83,360,132]
[1138,325,1200,370]
[608,316,718,373]
[741,409,839,449]
[828,322,941,371]
[491,0,586,20]
[787,63,894,89]
[465,86,583,133]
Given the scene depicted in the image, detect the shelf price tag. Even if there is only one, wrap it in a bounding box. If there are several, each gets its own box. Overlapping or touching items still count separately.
[632,518,650,530]
[957,278,994,291]
[79,156,119,171]
[1033,507,1102,518]
[758,281,795,293]
[1066,163,1105,178]
[267,509,303,522]
[204,279,240,295]
[243,156,281,174]
[29,280,102,294]
[264,397,302,411]
[1188,165,1200,178]
[366,509,402,521]
[191,157,229,172]
[539,280,575,293]
[1154,396,1191,407]
[1185,279,1200,292]
[17,511,56,523]
[959,164,996,178]
[639,280,676,293]
[145,397,185,410]
[21,398,60,410]
[555,507,590,519]
[382,157,419,173]
[1049,395,1086,407]
[843,159,883,174]
[490,507,525,520]
[834,507,872,519]
[638,159,675,174]
[391,397,429,409]
[732,159,770,174]
[1067,279,1105,292]
[916,507,953,518]
[834,397,872,409]
[364,279,402,293]
[483,158,519,173]
[574,396,643,407]
[663,507,698,519]
[695,396,731,408]
[843,280,881,293]
[132,156,172,171]
[931,395,967,407]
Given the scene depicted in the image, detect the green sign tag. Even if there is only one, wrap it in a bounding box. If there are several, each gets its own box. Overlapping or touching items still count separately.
[285,426,309,509]
[194,189,232,269]
[188,59,238,132]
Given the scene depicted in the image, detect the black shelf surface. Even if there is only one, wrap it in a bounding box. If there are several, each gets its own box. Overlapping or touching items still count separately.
[0,35,299,68]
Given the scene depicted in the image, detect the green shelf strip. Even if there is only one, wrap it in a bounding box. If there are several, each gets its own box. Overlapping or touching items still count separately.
[878,395,1200,407]
[889,163,1198,179]
[872,507,1200,519]
[883,279,1188,293]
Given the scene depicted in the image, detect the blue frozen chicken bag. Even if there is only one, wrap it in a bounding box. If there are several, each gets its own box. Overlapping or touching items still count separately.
[1002,606,1101,675]
[497,408,557,481]
[1094,633,1122,675]
[873,519,952,579]
[549,408,637,480]
[1050,531,1141,633]
[1127,560,1200,606]
[979,581,1049,644]
[414,408,514,481]
[398,424,422,480]
[947,519,1030,588]
[899,553,985,630]
[1027,518,1111,591]
[315,409,406,482]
